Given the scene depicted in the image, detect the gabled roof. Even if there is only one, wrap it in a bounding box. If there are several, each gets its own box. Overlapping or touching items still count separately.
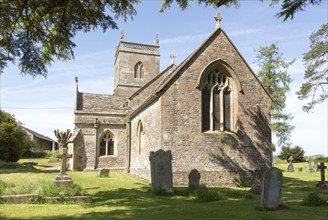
[129,27,272,118]
[22,126,55,143]
[154,27,272,100]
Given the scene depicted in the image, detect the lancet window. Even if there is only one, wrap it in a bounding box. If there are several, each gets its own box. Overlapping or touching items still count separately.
[134,61,144,78]
[99,131,115,156]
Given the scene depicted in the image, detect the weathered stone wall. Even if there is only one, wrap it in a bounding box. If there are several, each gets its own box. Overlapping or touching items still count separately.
[114,41,160,97]
[159,30,272,187]
[130,100,161,180]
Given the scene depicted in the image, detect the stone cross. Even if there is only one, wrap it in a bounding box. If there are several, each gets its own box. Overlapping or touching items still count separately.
[316,162,327,189]
[120,30,124,40]
[214,12,222,29]
[169,52,176,65]
[288,156,293,163]
[156,34,159,45]
[57,147,72,176]
[306,156,313,173]
[53,129,73,187]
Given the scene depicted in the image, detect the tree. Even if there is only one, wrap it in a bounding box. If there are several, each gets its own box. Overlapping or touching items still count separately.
[296,23,328,112]
[255,43,295,148]
[278,145,306,163]
[0,0,324,78]
[0,0,139,77]
[0,110,28,162]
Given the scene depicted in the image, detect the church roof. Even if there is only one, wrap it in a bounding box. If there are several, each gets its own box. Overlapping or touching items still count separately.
[22,126,55,143]
[129,26,273,118]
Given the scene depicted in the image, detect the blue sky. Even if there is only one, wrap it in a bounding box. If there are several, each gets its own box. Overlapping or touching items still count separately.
[0,1,327,156]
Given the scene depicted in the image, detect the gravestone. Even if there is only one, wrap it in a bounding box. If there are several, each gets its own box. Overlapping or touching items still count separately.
[260,167,282,208]
[99,168,110,177]
[188,169,201,189]
[316,162,327,189]
[149,149,173,193]
[314,161,318,172]
[53,129,73,187]
[305,156,313,173]
[298,167,303,172]
[286,156,294,172]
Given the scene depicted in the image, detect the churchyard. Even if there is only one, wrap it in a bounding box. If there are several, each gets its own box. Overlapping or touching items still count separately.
[0,157,327,220]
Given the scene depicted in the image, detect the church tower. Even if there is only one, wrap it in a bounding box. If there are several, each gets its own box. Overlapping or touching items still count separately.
[114,32,160,97]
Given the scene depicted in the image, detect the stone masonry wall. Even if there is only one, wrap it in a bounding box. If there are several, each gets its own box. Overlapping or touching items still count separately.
[160,30,272,187]
[130,100,161,180]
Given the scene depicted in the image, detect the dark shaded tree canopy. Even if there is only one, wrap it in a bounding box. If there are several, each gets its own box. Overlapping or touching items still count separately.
[0,0,323,77]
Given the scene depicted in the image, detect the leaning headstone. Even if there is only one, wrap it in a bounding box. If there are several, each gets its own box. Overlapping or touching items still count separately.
[316,162,327,189]
[99,168,110,177]
[305,156,313,173]
[188,169,201,189]
[149,149,173,193]
[286,156,294,172]
[260,167,283,209]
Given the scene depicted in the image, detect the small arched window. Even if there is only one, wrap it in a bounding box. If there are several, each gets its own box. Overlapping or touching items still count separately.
[201,69,233,132]
[99,131,115,156]
[137,120,145,155]
[134,61,144,78]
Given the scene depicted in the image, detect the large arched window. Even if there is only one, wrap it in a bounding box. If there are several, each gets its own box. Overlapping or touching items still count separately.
[201,69,233,132]
[137,120,145,155]
[134,61,144,78]
[99,131,115,156]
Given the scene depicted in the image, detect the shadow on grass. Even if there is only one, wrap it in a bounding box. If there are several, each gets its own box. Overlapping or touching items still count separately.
[0,166,58,174]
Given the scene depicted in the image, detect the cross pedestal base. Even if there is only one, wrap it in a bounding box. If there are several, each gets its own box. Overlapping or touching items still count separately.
[53,174,73,187]
[316,181,327,189]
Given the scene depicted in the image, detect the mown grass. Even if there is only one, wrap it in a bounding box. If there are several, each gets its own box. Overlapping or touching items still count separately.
[0,159,327,219]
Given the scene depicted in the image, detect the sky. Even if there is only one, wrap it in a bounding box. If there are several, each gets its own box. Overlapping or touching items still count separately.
[0,1,327,156]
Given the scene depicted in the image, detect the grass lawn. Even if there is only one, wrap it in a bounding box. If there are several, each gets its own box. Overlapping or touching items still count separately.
[0,159,327,220]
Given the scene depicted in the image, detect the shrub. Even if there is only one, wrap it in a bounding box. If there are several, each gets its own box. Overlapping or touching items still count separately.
[22,149,47,158]
[0,110,29,162]
[302,192,327,207]
[224,189,254,199]
[0,180,7,195]
[278,145,306,162]
[194,185,221,202]
[36,180,85,197]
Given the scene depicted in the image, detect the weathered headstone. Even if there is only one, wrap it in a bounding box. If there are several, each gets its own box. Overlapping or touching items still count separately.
[53,129,73,187]
[149,149,173,193]
[188,169,201,189]
[286,156,294,172]
[298,167,303,172]
[316,162,327,189]
[99,168,110,177]
[314,161,318,172]
[260,167,283,208]
[305,156,313,173]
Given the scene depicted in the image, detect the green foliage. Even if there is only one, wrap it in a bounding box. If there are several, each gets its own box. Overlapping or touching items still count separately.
[313,157,328,163]
[223,189,254,199]
[194,185,221,202]
[254,43,295,147]
[0,110,29,162]
[0,0,139,77]
[296,23,328,112]
[278,145,306,162]
[0,179,7,195]
[302,192,327,207]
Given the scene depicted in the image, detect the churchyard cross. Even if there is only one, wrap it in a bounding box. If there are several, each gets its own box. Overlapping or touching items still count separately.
[53,129,73,187]
[305,156,313,173]
[316,162,327,189]
[287,156,294,172]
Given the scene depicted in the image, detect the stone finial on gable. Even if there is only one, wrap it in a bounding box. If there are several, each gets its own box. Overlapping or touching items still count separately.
[120,30,124,40]
[156,34,159,45]
[214,12,222,29]
[169,52,176,65]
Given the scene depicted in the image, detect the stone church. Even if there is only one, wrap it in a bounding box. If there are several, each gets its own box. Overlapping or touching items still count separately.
[68,14,272,188]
